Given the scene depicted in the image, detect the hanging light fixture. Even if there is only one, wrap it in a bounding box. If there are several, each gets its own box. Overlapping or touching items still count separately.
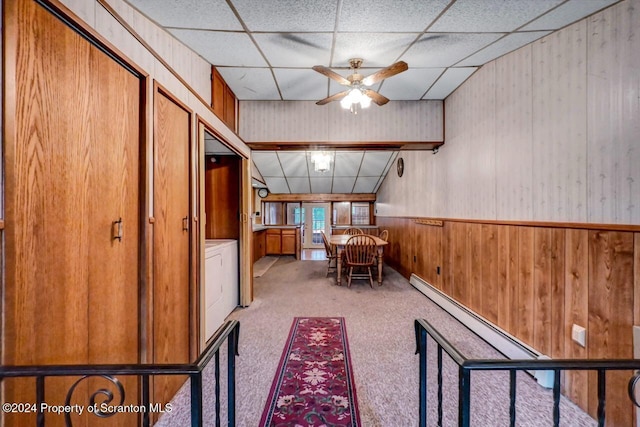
[340,86,372,114]
[310,151,332,173]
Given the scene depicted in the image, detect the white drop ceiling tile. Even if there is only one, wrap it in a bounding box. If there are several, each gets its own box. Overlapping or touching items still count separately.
[168,29,266,67]
[264,177,290,194]
[521,0,619,31]
[216,68,280,100]
[333,33,418,68]
[274,69,331,101]
[403,33,504,67]
[458,31,551,66]
[252,151,284,177]
[231,0,338,32]
[378,68,444,100]
[339,0,449,32]
[360,151,393,176]
[353,176,379,193]
[424,67,477,100]
[287,178,311,193]
[310,178,333,193]
[429,0,564,32]
[277,152,309,177]
[254,33,333,68]
[333,152,364,177]
[127,0,242,30]
[332,177,356,193]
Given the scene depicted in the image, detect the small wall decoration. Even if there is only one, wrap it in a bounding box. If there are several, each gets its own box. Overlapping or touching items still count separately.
[397,157,404,177]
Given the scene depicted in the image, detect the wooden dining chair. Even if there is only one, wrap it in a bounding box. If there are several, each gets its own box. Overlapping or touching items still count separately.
[344,227,363,235]
[379,229,389,242]
[343,234,377,288]
[320,231,337,277]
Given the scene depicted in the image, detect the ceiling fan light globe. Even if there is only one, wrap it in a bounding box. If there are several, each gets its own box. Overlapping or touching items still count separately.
[340,97,351,109]
[350,88,363,103]
[360,95,372,108]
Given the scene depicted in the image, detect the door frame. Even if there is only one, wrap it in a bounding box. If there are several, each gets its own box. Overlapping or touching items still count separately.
[301,202,331,249]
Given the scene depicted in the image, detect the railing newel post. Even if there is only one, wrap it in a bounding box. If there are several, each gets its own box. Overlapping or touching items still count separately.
[509,370,516,427]
[415,320,428,427]
[597,369,606,427]
[36,375,45,427]
[190,372,203,427]
[228,322,239,427]
[553,369,561,427]
[458,366,470,427]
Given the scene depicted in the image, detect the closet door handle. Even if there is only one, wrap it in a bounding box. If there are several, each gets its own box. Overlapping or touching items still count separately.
[113,217,123,241]
[182,216,189,231]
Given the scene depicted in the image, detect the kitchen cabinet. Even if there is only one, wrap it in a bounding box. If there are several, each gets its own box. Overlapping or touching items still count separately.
[281,229,296,254]
[264,227,300,258]
[204,240,238,342]
[253,229,266,262]
[266,229,282,254]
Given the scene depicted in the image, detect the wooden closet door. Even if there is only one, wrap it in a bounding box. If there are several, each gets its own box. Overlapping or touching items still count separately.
[3,1,142,425]
[153,88,192,407]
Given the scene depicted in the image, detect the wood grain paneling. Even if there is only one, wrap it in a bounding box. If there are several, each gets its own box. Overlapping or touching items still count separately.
[588,231,634,426]
[414,222,443,289]
[563,229,589,410]
[205,155,240,239]
[224,85,236,131]
[468,223,483,314]
[212,67,224,119]
[532,228,565,357]
[381,215,640,424]
[497,226,519,335]
[4,1,142,424]
[153,87,192,408]
[517,227,535,346]
[481,224,499,324]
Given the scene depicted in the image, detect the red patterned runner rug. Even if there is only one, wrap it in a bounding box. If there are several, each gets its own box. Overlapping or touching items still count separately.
[259,317,361,426]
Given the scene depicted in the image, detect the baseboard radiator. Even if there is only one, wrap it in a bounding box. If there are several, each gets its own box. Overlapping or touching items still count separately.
[410,274,553,382]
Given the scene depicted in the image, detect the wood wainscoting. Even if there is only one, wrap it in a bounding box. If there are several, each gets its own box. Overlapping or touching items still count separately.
[377,216,640,426]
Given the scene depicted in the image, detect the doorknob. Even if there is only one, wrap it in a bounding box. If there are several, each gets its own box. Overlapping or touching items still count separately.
[182,216,189,231]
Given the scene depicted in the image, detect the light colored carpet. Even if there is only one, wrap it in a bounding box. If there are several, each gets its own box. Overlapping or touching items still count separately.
[253,256,279,278]
[157,258,595,426]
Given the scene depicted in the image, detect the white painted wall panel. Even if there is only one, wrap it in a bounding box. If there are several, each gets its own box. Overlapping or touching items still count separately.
[377,0,638,225]
[60,0,95,27]
[586,1,640,224]
[495,46,533,220]
[239,100,443,143]
[532,21,588,222]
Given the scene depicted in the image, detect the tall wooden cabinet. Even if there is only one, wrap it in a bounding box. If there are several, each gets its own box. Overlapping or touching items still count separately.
[153,86,194,410]
[211,67,238,131]
[3,1,143,425]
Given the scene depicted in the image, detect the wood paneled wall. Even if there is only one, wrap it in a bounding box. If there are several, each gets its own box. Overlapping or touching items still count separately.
[378,216,639,425]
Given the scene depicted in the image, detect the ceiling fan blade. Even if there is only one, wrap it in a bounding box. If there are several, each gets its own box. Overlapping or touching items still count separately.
[363,89,389,106]
[312,65,350,85]
[316,90,350,105]
[361,61,408,86]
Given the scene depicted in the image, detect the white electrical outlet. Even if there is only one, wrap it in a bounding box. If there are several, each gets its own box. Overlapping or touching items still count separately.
[571,324,586,347]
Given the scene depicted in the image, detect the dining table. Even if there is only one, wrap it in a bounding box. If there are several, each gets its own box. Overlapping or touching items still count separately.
[329,234,389,286]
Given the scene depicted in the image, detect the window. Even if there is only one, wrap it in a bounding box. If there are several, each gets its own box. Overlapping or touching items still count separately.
[286,202,302,225]
[351,203,370,225]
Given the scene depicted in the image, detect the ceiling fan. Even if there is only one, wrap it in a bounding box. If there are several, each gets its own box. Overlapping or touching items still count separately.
[312,58,408,111]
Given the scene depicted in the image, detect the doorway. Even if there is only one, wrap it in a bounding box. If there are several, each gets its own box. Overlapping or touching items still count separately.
[302,203,331,249]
